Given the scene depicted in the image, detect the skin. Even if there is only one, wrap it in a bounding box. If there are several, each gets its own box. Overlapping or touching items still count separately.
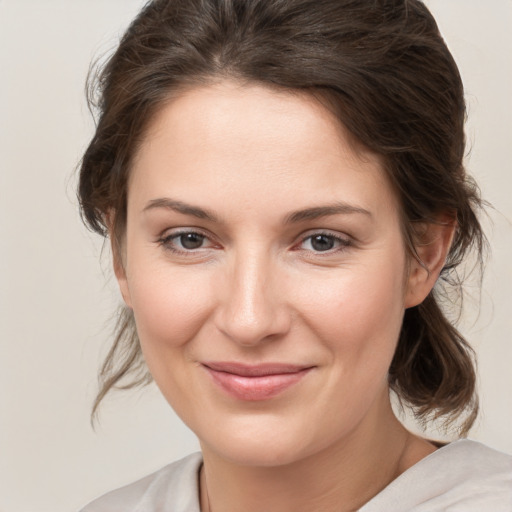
[114,80,454,512]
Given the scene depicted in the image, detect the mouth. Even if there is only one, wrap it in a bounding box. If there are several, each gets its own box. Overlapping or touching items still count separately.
[201,362,314,401]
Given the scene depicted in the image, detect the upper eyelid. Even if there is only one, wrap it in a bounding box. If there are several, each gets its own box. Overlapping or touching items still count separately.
[297,229,351,243]
[159,226,212,240]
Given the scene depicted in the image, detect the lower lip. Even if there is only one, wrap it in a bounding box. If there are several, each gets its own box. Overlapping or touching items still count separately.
[204,367,312,401]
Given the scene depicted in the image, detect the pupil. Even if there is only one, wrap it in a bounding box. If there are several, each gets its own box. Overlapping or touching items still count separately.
[311,235,334,251]
[180,233,204,249]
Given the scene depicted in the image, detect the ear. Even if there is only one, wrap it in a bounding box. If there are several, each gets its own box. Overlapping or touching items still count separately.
[404,216,456,309]
[106,210,133,309]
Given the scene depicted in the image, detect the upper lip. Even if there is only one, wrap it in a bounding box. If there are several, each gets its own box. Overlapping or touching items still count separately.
[202,362,313,377]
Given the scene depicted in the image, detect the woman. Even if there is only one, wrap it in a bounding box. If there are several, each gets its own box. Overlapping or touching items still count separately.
[78,0,512,510]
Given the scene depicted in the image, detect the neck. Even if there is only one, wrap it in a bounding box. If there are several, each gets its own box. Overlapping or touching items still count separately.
[199,395,435,512]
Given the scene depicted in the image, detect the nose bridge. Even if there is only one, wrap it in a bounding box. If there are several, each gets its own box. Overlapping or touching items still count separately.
[216,244,289,345]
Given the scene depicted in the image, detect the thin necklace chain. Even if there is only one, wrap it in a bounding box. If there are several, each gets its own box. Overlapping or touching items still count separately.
[203,465,212,512]
[206,482,212,512]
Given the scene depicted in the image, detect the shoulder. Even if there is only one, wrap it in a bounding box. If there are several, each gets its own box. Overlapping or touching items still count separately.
[361,439,512,512]
[79,452,203,512]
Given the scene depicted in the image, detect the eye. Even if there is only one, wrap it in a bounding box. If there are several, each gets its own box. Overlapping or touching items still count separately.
[158,229,215,253]
[299,232,351,253]
[175,232,207,250]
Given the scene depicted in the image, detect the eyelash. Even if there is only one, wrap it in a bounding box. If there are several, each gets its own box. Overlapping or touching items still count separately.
[296,231,352,255]
[156,229,352,256]
[157,229,214,255]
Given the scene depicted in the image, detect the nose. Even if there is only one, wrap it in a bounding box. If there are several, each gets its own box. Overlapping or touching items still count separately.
[213,251,291,347]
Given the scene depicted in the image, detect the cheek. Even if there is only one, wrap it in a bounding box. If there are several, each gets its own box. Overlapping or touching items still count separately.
[292,263,406,438]
[125,261,218,413]
[127,260,214,354]
[298,256,406,372]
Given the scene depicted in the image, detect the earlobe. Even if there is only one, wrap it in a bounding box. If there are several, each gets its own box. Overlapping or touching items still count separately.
[106,210,132,308]
[404,217,456,308]
[113,248,133,309]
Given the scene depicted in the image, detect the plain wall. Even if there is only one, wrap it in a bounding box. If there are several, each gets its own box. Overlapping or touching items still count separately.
[0,1,510,511]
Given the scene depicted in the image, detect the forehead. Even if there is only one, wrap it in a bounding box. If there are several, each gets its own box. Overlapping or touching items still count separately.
[129,80,398,221]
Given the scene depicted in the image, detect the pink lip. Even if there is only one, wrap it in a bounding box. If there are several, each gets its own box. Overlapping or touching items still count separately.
[202,362,313,401]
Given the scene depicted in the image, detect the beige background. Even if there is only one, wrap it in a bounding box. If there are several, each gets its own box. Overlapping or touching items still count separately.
[0,1,511,511]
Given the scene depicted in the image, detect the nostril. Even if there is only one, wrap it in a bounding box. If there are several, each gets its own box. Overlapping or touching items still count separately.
[214,297,291,347]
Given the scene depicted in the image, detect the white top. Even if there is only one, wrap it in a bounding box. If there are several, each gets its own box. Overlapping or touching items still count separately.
[80,439,512,512]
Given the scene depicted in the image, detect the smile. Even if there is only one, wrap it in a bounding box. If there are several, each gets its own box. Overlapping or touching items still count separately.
[201,362,314,401]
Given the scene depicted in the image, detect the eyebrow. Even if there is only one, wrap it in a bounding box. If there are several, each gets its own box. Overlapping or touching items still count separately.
[143,198,219,222]
[284,203,372,224]
[143,197,371,224]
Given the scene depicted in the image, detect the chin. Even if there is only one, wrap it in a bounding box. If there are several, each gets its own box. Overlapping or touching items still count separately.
[196,414,332,468]
[205,438,309,468]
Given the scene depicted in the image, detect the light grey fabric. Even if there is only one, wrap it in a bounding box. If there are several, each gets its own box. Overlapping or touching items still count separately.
[360,439,512,511]
[80,452,202,512]
[80,440,512,511]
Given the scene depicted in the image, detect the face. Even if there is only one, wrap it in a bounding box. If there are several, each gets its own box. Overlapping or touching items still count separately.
[118,81,413,467]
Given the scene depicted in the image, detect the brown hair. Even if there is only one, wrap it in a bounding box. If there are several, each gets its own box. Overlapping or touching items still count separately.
[79,0,485,433]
